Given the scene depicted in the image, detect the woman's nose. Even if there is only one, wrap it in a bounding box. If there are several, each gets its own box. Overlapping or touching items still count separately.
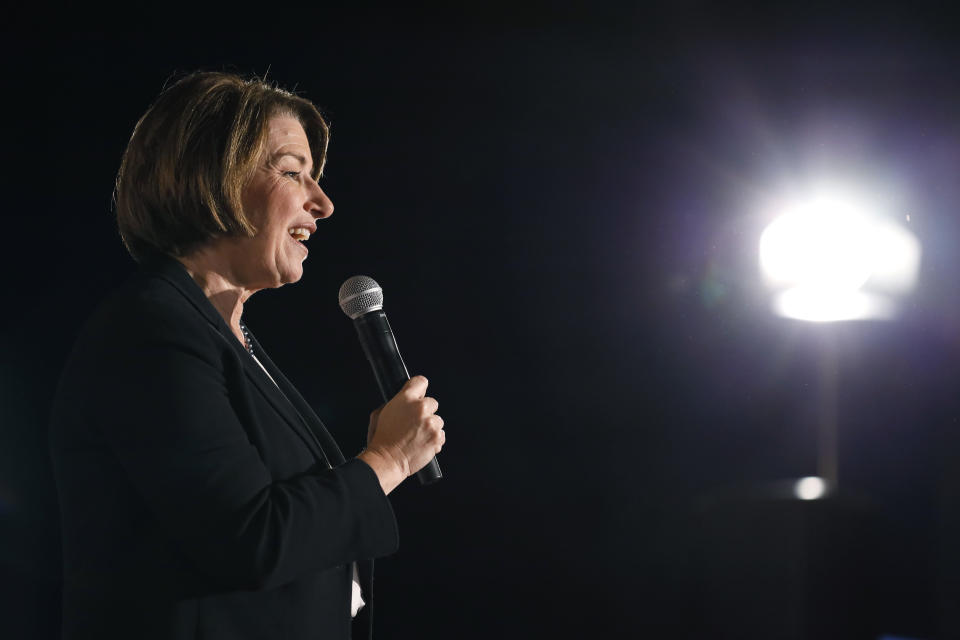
[307,182,333,219]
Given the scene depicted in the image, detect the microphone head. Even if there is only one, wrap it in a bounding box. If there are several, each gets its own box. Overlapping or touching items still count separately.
[339,275,384,319]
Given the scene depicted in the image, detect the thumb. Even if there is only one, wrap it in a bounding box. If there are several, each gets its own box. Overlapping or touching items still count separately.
[402,375,429,399]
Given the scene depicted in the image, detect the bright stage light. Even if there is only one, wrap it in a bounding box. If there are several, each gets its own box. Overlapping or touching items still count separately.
[759,191,920,322]
[794,476,828,500]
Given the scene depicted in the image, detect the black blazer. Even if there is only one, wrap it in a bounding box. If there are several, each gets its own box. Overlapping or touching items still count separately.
[50,255,399,639]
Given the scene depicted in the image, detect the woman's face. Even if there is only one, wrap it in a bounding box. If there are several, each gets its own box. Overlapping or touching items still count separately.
[234,115,333,288]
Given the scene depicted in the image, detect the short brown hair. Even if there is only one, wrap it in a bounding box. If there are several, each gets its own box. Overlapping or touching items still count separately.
[114,71,330,263]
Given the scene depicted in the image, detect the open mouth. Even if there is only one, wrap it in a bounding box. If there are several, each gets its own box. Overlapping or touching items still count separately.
[288,227,311,252]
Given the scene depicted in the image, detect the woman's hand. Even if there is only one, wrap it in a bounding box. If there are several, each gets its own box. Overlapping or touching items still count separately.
[358,376,444,494]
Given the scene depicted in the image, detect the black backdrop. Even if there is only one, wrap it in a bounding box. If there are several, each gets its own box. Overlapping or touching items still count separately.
[5,4,960,638]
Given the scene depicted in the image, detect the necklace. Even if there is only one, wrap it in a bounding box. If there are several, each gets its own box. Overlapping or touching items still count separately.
[239,322,254,356]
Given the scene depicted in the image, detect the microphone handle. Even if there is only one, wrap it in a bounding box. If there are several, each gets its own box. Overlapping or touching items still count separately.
[354,311,442,485]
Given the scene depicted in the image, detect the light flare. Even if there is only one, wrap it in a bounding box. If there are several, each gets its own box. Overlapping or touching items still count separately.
[759,190,920,322]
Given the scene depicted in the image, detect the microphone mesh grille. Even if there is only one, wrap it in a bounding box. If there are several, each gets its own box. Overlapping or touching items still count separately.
[338,275,384,319]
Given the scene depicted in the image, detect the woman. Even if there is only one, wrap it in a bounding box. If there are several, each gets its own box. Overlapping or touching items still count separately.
[49,71,444,639]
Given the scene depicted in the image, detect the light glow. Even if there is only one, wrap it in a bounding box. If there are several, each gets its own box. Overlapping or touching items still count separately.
[794,476,828,500]
[759,190,920,322]
[773,288,894,323]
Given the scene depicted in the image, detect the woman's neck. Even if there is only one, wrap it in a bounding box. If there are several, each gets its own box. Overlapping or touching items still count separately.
[175,248,256,343]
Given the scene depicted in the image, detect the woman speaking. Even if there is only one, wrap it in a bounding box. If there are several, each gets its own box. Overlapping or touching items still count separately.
[49,71,445,639]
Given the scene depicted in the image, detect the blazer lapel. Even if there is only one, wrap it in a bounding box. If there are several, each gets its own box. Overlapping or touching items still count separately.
[240,347,330,464]
[145,255,331,464]
[244,330,347,467]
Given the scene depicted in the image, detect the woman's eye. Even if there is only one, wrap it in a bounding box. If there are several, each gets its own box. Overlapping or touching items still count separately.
[284,171,301,180]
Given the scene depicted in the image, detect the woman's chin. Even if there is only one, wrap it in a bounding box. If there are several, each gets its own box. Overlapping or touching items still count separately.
[279,265,305,286]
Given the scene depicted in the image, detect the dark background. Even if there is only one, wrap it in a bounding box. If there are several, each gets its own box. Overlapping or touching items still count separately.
[5,3,960,638]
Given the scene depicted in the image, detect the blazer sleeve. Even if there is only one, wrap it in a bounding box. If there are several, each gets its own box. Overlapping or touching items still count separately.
[91,299,399,591]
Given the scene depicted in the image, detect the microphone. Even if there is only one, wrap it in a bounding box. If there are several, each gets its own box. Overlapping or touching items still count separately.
[339,275,442,485]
